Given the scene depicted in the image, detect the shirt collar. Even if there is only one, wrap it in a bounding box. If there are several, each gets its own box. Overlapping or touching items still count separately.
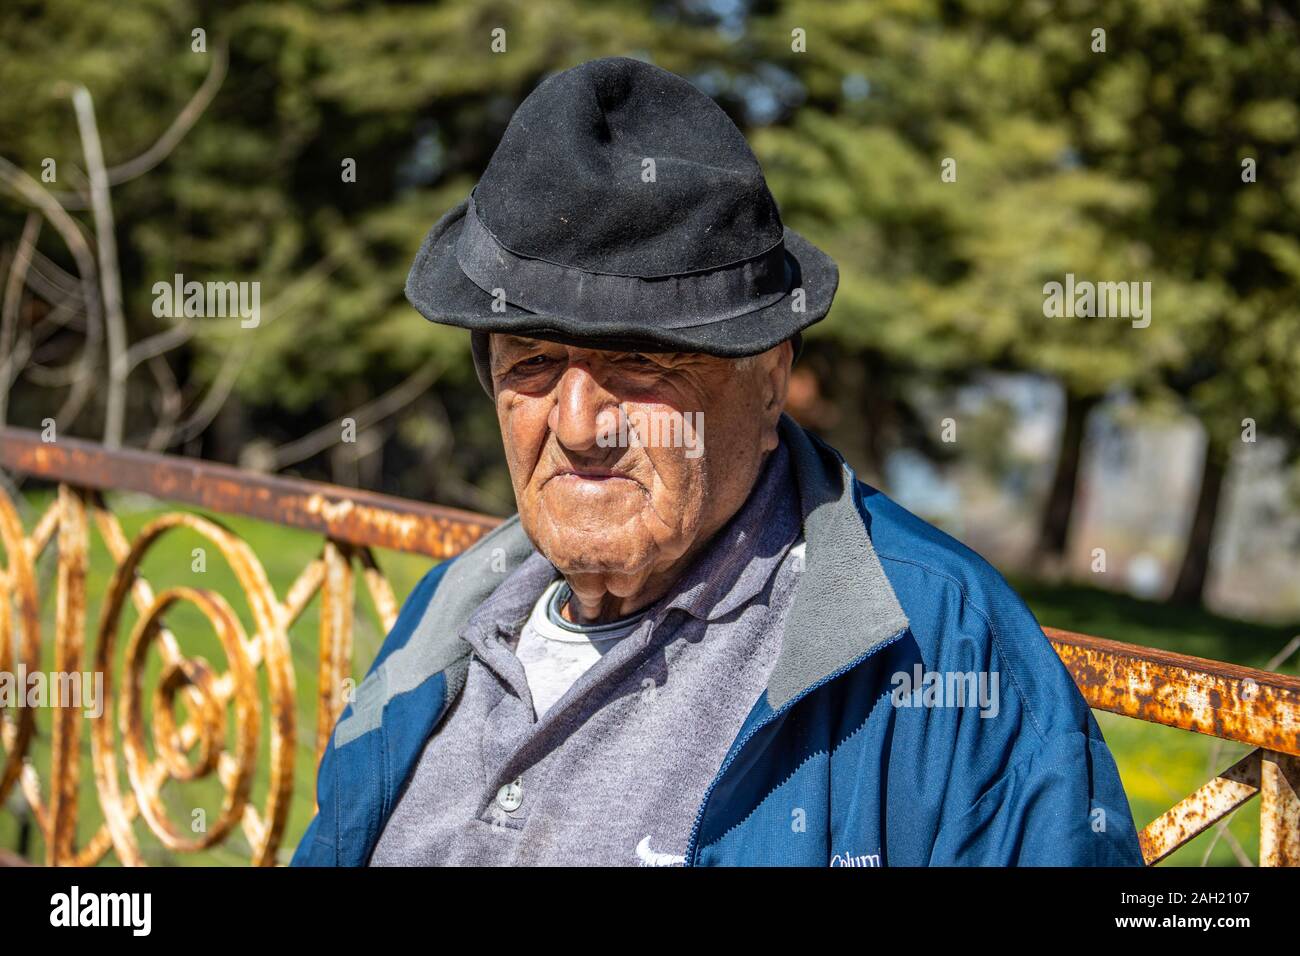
[459,549,559,660]
[656,435,800,624]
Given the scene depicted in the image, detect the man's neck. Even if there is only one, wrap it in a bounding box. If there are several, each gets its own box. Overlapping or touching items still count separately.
[559,530,721,624]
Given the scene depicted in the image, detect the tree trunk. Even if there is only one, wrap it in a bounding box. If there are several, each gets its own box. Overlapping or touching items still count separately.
[209,393,247,464]
[1169,432,1229,606]
[1034,390,1097,570]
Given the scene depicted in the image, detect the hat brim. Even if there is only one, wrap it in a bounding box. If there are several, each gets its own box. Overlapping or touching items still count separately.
[404,197,837,358]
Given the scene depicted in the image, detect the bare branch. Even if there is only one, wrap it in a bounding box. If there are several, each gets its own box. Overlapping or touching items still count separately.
[142,353,182,451]
[1,214,41,424]
[24,353,86,387]
[166,251,345,447]
[71,84,128,448]
[1265,633,1300,672]
[29,292,86,341]
[27,246,85,302]
[124,319,193,374]
[269,357,444,471]
[169,336,251,446]
[0,156,103,434]
[51,43,230,210]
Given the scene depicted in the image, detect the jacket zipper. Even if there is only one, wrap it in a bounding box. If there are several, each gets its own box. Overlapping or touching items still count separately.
[683,625,909,865]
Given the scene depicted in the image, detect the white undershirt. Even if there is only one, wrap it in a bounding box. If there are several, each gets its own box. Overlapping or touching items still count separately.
[515,579,645,718]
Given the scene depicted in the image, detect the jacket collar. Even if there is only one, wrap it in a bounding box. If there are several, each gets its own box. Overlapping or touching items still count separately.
[360,413,908,724]
[765,414,908,708]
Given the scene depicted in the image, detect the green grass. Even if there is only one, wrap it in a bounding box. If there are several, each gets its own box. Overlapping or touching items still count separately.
[2,491,1295,866]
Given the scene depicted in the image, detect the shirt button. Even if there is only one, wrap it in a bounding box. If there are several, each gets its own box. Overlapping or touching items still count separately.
[496,779,523,812]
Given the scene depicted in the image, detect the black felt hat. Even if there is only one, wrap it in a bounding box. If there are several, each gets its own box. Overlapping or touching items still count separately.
[404,56,838,392]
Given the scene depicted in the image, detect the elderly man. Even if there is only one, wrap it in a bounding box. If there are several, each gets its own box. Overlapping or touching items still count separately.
[292,57,1142,867]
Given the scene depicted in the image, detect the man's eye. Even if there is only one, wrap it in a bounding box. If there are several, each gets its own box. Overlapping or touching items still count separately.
[513,355,552,371]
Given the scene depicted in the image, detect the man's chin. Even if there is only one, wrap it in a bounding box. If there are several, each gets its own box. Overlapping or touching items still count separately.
[522,501,684,580]
[530,486,649,538]
[527,527,654,579]
[543,544,650,579]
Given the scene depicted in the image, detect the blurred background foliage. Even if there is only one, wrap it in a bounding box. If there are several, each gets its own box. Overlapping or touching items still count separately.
[2,0,1300,864]
[3,0,1299,608]
[2,0,1300,600]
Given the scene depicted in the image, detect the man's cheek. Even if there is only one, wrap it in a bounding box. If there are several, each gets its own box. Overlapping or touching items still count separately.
[646,451,703,529]
[501,411,546,478]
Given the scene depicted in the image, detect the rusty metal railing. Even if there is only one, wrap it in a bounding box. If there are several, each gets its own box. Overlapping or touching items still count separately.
[0,426,1296,866]
[1048,629,1299,864]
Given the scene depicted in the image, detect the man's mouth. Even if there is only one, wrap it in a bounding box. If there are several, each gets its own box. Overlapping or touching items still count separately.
[551,468,633,481]
[546,467,640,489]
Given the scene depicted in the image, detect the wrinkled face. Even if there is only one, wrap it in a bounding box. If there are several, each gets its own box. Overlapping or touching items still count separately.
[490,334,790,612]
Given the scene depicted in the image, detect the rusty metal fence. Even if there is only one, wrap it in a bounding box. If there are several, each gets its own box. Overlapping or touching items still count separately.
[0,426,1296,866]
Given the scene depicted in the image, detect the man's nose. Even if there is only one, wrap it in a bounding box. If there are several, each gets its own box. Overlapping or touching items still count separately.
[548,364,616,452]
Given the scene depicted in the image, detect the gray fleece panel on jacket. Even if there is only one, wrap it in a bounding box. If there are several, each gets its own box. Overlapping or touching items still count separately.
[765,416,909,708]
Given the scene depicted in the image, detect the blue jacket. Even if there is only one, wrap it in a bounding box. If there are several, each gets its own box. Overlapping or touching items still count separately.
[292,416,1143,866]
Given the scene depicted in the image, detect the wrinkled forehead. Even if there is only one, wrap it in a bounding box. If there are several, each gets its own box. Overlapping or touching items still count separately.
[473,329,791,399]
[487,331,692,362]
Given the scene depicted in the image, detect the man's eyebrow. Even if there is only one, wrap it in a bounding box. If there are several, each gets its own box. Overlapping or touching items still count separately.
[496,335,544,353]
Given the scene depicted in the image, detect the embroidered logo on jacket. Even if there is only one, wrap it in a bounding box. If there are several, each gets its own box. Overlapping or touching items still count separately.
[830,849,882,867]
[636,836,686,867]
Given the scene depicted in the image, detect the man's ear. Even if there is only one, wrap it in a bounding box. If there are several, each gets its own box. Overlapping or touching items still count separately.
[471,331,496,398]
[764,339,793,413]
[752,340,791,454]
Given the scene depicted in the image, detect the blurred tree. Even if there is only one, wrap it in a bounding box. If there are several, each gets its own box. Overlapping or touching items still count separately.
[731,0,1191,572]
[740,0,1298,604]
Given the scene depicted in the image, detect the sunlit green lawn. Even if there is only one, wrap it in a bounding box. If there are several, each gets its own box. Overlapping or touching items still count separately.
[2,491,1294,866]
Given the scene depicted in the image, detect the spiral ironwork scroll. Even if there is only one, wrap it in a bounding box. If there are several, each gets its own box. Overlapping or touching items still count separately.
[0,484,40,810]
[91,511,296,866]
[0,476,405,865]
